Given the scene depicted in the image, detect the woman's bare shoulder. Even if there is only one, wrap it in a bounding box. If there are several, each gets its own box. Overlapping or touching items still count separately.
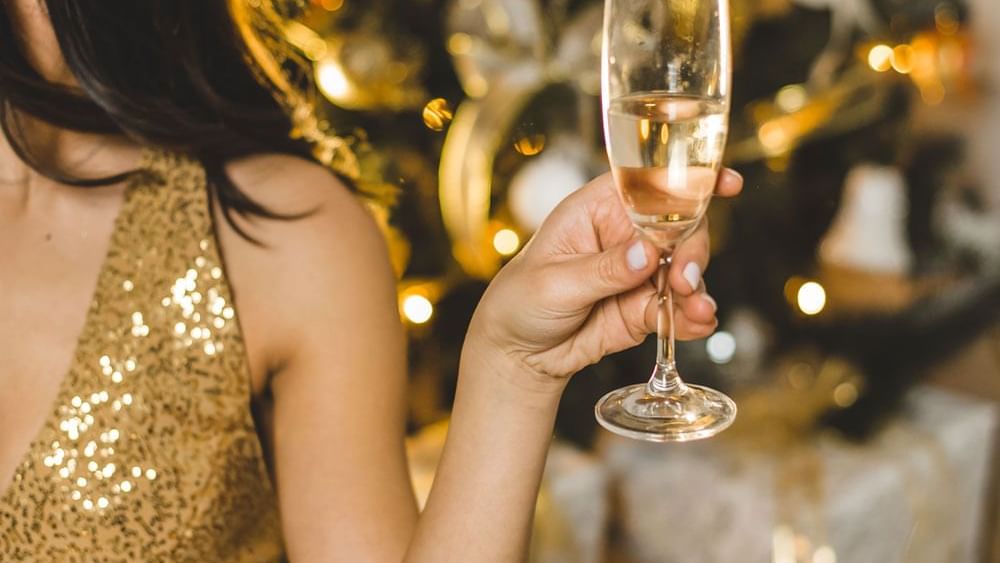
[217,153,400,381]
[220,152,388,256]
[224,152,363,220]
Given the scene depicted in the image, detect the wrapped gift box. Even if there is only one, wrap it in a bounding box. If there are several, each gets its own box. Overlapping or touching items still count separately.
[600,386,998,563]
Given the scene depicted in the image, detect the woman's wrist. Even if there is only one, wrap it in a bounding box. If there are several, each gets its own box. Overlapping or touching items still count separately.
[415,328,566,563]
[459,331,569,410]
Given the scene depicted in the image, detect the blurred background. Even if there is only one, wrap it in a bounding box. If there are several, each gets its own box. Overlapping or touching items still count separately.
[287,0,1000,561]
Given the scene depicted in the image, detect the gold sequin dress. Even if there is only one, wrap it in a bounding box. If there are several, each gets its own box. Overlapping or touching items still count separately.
[0,151,285,561]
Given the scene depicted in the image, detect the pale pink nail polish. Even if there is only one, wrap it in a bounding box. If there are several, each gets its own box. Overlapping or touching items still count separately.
[682,262,701,292]
[627,241,648,271]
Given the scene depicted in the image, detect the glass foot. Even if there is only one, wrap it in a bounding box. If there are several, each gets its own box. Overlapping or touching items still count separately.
[595,383,737,442]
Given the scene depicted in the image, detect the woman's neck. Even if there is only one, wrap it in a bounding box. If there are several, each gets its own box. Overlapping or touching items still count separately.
[0,132,28,187]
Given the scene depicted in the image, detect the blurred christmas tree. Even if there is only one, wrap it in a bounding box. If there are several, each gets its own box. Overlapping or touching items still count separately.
[290,0,999,443]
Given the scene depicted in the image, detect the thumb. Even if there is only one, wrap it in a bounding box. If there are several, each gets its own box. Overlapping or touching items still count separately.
[560,238,659,309]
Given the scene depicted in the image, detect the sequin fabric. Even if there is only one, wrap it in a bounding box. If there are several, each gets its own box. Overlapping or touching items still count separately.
[0,150,284,561]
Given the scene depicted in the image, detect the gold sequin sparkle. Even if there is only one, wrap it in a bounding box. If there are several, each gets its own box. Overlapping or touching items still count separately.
[0,150,283,561]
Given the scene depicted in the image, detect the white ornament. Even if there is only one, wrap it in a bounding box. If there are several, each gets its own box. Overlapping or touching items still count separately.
[508,139,591,232]
[819,164,914,275]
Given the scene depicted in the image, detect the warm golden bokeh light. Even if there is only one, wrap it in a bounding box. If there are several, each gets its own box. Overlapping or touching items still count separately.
[402,294,434,325]
[867,44,893,72]
[492,229,521,256]
[797,281,827,316]
[758,120,792,154]
[891,45,914,74]
[316,58,351,101]
[775,84,808,113]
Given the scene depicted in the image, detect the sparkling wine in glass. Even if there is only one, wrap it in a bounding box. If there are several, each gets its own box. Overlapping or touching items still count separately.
[595,0,737,442]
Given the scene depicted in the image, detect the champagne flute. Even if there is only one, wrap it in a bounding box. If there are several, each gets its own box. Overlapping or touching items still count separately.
[595,0,737,441]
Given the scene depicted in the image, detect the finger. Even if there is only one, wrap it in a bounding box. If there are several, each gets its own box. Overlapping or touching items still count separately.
[669,219,710,298]
[678,318,719,341]
[637,289,718,341]
[554,281,651,365]
[552,237,660,310]
[675,290,717,328]
[714,168,743,198]
[588,284,716,360]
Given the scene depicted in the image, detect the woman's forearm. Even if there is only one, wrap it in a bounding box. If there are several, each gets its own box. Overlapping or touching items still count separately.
[404,343,565,563]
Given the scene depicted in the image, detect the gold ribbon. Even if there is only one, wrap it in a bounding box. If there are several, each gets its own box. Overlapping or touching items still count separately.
[439,1,604,278]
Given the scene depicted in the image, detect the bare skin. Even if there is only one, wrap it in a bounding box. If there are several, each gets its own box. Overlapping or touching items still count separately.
[0,1,741,561]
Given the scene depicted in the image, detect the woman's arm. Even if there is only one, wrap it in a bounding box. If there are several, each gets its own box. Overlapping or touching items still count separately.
[221,154,741,562]
[407,171,742,561]
[403,349,565,562]
[221,155,418,561]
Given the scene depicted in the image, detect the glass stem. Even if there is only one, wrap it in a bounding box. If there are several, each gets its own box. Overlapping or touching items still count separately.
[648,255,688,396]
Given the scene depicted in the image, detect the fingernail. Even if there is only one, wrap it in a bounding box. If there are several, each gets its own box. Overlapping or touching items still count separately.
[726,168,743,182]
[627,241,648,271]
[703,294,718,312]
[682,262,702,292]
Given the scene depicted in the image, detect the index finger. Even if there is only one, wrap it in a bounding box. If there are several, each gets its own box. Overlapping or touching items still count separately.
[715,168,743,198]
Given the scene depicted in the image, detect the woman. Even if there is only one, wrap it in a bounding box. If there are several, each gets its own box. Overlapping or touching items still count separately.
[0,1,741,561]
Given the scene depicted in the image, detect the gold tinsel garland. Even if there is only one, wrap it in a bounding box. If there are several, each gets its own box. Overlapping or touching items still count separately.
[228,1,356,174]
[226,0,407,276]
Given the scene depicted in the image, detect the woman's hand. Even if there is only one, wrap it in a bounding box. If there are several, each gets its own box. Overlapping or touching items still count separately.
[414,169,741,562]
[468,169,744,390]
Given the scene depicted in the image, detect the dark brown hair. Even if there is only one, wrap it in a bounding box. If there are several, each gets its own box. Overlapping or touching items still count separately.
[0,1,321,237]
